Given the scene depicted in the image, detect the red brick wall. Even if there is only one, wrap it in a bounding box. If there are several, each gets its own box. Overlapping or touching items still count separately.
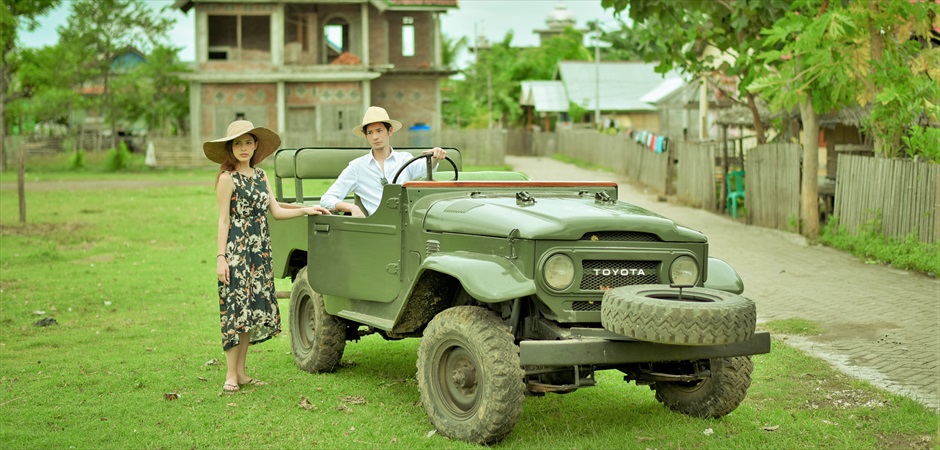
[372,75,438,130]
[201,83,279,134]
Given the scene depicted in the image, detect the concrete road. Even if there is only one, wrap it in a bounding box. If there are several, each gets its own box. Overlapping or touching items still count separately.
[508,155,940,410]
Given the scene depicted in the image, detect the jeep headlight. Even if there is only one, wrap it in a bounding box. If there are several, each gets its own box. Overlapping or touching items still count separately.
[543,254,575,290]
[669,255,699,286]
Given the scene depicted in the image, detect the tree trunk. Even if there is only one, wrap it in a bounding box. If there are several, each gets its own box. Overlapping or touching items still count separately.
[17,135,26,224]
[0,91,6,173]
[799,96,820,239]
[105,68,119,151]
[745,92,766,144]
[0,58,6,173]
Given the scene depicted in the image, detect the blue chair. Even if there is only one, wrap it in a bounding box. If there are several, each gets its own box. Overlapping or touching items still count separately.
[726,170,745,218]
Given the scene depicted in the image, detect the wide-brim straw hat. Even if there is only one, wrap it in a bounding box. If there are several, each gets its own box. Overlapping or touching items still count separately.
[353,106,403,136]
[203,120,281,165]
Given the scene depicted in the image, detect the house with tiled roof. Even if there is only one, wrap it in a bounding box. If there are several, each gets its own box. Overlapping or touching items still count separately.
[172,0,458,149]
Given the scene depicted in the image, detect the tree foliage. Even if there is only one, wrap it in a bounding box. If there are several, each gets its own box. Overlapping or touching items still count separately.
[110,44,190,136]
[601,0,791,142]
[591,18,648,62]
[442,28,591,129]
[56,0,175,149]
[846,1,939,158]
[1,0,62,171]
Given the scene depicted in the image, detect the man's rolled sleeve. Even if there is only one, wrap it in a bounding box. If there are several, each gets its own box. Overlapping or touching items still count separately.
[320,165,358,211]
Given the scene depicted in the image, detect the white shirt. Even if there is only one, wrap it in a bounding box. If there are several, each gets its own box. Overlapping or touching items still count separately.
[320,149,436,215]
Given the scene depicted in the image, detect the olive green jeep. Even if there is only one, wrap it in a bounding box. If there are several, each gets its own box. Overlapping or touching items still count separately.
[269,147,770,444]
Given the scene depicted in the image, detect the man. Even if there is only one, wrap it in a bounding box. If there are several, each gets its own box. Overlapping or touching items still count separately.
[320,106,447,217]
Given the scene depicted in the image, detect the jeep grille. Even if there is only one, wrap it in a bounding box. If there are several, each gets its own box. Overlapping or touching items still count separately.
[579,260,660,290]
[571,300,602,311]
[580,231,661,242]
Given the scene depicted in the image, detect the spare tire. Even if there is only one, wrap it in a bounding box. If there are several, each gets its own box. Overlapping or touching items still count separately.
[601,285,755,346]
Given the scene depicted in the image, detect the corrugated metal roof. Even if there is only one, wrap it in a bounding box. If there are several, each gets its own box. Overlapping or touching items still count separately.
[520,80,569,113]
[558,61,681,112]
[639,77,687,104]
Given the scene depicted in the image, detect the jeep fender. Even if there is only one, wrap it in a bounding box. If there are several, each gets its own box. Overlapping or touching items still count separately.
[418,252,536,303]
[704,257,744,294]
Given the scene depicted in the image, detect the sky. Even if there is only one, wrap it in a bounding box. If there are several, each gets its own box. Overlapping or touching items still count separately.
[19,0,622,67]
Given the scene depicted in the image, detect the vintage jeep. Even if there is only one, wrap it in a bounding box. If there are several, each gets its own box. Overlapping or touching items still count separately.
[269,147,770,444]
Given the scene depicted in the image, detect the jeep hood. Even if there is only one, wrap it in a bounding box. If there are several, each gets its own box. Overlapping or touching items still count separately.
[421,196,705,242]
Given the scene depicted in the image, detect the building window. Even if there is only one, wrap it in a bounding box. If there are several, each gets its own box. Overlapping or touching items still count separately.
[402,16,414,57]
[324,19,349,63]
[207,14,271,60]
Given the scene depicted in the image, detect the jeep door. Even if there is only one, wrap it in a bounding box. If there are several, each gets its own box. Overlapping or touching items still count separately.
[306,185,403,302]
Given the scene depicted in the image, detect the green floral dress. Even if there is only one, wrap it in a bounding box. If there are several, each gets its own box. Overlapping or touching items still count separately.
[219,168,281,351]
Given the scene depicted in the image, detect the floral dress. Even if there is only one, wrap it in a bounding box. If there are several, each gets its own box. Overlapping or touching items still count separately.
[219,169,281,351]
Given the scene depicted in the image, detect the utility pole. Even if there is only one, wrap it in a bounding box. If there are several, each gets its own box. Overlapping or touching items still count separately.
[488,69,493,129]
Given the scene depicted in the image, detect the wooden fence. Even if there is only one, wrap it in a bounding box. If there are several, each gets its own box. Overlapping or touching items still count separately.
[835,154,939,242]
[550,130,671,194]
[744,143,802,231]
[674,141,718,211]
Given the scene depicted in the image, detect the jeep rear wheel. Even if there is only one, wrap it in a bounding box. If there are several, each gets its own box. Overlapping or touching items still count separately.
[601,285,756,345]
[651,356,753,418]
[289,267,346,373]
[417,306,525,444]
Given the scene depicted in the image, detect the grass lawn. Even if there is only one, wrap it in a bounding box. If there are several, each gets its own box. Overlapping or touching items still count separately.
[0,158,937,449]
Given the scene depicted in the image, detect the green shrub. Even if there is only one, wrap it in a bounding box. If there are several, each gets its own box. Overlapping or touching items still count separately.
[69,150,85,170]
[104,142,132,172]
[821,215,940,276]
[902,125,940,163]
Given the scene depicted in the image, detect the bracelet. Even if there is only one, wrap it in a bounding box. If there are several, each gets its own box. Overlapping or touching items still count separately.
[217,254,226,258]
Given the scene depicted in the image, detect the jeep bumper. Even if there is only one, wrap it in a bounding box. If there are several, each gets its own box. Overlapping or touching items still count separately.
[518,332,771,366]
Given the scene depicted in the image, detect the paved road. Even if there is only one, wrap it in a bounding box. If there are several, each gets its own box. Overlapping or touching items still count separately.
[507,155,940,411]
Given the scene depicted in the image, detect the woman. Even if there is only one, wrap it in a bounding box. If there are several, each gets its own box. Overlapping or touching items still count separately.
[204,120,330,393]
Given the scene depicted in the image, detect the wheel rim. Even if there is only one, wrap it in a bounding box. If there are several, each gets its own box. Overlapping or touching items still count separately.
[643,290,720,304]
[295,293,315,352]
[433,339,480,419]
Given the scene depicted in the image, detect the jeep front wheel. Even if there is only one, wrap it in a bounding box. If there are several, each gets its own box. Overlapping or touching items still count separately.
[651,356,754,418]
[289,267,346,373]
[416,306,525,444]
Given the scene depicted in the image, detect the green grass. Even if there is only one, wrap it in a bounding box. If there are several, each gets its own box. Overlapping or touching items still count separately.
[1,168,937,449]
[761,318,823,336]
[821,215,940,276]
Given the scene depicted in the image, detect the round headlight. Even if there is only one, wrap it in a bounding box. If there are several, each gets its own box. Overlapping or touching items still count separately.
[670,255,699,286]
[543,254,575,290]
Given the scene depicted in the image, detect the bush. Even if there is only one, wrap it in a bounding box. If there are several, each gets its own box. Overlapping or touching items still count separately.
[104,142,132,172]
[821,215,940,276]
[69,150,85,170]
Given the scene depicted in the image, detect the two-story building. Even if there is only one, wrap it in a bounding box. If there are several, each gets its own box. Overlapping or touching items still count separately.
[173,0,457,150]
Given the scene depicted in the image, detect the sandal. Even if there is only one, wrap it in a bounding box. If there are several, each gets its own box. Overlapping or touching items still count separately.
[239,378,268,386]
[222,383,240,393]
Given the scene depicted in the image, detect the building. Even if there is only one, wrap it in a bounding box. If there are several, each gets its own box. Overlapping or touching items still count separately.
[533,2,581,45]
[172,0,458,150]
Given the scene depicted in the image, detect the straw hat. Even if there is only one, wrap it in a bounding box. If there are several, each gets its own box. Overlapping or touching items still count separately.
[353,106,403,136]
[203,120,281,165]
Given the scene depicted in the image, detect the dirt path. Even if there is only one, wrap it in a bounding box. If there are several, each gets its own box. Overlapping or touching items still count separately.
[508,155,940,411]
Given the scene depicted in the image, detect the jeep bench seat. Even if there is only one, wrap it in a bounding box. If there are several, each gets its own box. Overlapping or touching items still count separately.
[275,147,494,203]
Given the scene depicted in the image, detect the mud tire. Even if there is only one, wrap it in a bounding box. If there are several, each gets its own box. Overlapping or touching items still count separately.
[417,306,525,444]
[651,356,754,418]
[289,267,346,373]
[601,285,756,345]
